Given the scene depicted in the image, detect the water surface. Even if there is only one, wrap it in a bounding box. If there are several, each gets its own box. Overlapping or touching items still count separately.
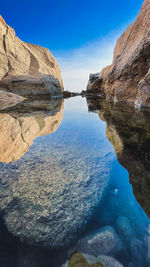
[0,96,149,267]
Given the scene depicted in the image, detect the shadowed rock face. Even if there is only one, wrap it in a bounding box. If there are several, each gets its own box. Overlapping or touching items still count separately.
[0,16,63,96]
[0,99,64,163]
[87,0,150,108]
[87,97,150,218]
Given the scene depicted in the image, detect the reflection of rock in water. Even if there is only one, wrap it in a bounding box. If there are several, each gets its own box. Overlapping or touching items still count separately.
[0,99,112,248]
[0,90,24,110]
[0,99,63,163]
[87,97,150,218]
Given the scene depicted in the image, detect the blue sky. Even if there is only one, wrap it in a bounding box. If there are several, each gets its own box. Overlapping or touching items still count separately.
[1,0,144,91]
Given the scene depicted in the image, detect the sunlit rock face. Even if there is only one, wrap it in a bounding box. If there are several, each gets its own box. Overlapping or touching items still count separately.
[87,0,150,108]
[0,16,63,96]
[0,99,63,163]
[87,97,150,218]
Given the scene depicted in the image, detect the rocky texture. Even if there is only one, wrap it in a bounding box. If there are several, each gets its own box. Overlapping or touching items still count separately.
[87,0,150,108]
[87,97,150,218]
[76,226,123,257]
[0,16,63,96]
[63,253,124,267]
[0,90,24,110]
[0,99,63,163]
[68,253,103,267]
[0,148,110,247]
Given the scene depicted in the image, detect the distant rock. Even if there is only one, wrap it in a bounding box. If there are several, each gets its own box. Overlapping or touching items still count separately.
[0,16,63,96]
[87,0,150,108]
[63,90,80,98]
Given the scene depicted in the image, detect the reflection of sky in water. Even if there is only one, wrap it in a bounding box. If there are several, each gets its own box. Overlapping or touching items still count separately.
[0,97,149,266]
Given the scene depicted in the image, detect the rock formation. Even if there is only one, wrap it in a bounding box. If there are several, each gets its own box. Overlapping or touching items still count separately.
[63,253,124,267]
[87,97,150,218]
[87,0,150,108]
[0,99,63,163]
[66,253,104,267]
[0,15,63,96]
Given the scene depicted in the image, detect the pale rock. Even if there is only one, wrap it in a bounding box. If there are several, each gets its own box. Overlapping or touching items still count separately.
[0,15,63,96]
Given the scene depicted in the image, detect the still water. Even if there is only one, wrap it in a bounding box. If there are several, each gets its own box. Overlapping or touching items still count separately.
[0,96,149,267]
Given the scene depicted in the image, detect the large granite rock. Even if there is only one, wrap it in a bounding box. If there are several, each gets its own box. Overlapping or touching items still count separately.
[87,0,150,108]
[0,147,110,248]
[0,16,63,96]
[87,97,150,218]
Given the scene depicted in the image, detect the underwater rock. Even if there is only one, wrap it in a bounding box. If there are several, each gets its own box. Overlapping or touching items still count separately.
[97,255,124,267]
[76,226,123,257]
[0,124,111,248]
[68,253,103,267]
[62,253,123,267]
[130,238,146,267]
[115,216,132,243]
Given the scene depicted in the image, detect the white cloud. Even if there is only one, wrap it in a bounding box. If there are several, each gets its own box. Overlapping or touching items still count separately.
[54,29,124,92]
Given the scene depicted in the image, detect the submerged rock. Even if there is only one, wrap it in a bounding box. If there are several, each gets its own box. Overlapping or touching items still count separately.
[0,154,110,247]
[96,255,123,267]
[0,16,63,96]
[76,226,123,257]
[68,253,103,267]
[115,216,132,243]
[62,253,123,267]
[87,0,150,108]
[0,109,112,247]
